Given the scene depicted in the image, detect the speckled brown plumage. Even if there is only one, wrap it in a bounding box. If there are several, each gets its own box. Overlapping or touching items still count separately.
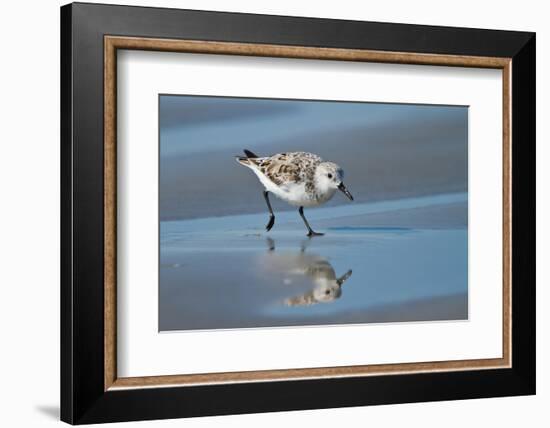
[248,152,322,187]
[236,149,353,235]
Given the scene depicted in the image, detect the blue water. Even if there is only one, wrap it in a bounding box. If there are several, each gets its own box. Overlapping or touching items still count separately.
[159,194,468,331]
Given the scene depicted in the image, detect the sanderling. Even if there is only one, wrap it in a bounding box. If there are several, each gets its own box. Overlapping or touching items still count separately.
[259,240,353,306]
[285,260,352,306]
[236,149,354,236]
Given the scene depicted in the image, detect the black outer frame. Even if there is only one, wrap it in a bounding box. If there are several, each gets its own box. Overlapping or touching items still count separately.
[60,2,535,424]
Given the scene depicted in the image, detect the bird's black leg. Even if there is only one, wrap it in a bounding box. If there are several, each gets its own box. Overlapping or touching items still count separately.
[299,206,324,237]
[263,191,275,232]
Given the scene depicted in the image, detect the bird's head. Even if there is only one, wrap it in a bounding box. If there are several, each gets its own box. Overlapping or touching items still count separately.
[313,268,352,302]
[312,283,343,302]
[315,162,354,201]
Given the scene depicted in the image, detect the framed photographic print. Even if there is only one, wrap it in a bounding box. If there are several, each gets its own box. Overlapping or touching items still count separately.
[60,2,536,424]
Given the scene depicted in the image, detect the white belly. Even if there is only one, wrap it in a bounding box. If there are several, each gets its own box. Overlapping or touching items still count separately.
[252,168,335,207]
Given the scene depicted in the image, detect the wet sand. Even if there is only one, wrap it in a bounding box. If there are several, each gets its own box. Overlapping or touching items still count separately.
[160,99,467,221]
[158,97,468,331]
[159,194,468,331]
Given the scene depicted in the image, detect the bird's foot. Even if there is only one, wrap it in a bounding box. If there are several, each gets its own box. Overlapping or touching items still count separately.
[265,215,275,232]
[307,230,324,237]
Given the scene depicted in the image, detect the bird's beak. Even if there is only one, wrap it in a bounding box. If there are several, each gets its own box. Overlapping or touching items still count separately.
[338,182,354,201]
[336,269,353,286]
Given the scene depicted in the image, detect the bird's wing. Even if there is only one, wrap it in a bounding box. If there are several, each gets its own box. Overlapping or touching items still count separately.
[253,154,302,186]
[250,152,320,187]
[285,292,316,306]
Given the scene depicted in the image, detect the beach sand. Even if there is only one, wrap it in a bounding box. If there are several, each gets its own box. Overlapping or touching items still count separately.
[160,103,467,221]
[158,97,468,331]
[159,194,468,331]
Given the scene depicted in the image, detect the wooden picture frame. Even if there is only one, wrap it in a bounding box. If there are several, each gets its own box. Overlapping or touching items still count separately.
[61,2,535,424]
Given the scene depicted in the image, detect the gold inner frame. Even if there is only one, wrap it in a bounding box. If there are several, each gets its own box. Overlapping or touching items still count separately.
[104,35,512,391]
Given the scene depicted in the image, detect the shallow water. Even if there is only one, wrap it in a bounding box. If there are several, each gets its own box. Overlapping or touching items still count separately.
[159,194,467,331]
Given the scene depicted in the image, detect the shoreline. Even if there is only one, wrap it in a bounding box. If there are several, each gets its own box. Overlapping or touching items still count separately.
[161,191,467,233]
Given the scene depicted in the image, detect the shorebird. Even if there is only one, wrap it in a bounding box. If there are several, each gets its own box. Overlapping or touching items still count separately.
[258,239,353,306]
[236,150,354,236]
[285,261,352,306]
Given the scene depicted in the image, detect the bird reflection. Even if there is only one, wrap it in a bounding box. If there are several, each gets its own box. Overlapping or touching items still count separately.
[262,238,353,306]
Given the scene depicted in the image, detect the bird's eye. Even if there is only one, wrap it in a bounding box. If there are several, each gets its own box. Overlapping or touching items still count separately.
[325,290,330,295]
[327,173,333,179]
